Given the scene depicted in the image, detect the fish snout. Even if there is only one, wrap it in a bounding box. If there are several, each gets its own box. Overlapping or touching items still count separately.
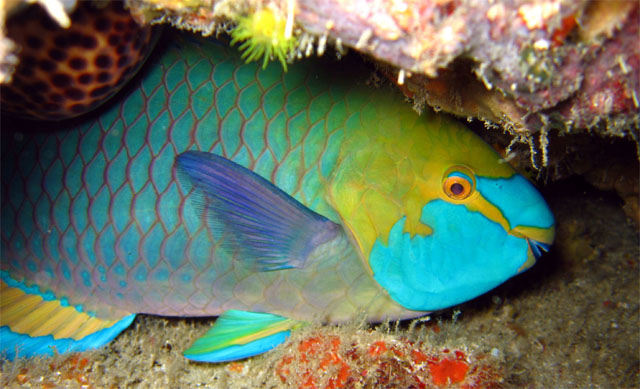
[509,224,555,272]
[475,174,555,271]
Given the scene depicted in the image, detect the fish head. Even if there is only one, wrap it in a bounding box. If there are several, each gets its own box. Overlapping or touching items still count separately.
[341,113,555,312]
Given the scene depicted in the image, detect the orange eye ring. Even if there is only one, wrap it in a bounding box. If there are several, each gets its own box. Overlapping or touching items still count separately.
[443,174,473,200]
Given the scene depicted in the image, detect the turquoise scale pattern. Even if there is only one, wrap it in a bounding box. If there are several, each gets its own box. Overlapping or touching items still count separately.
[0,33,374,319]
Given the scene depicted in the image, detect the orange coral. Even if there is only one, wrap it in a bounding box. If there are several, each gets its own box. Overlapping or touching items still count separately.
[428,358,470,386]
[275,331,503,388]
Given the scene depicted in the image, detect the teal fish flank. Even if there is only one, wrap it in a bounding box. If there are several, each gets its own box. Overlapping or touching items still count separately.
[1,33,554,362]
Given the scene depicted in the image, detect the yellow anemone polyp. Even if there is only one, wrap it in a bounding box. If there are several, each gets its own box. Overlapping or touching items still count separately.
[231,9,297,71]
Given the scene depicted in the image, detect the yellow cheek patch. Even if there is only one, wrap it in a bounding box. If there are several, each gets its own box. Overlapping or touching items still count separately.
[403,179,437,237]
[363,189,403,238]
[330,175,403,259]
[330,165,437,261]
[462,194,511,233]
[518,251,537,273]
[327,92,519,265]
[511,225,556,244]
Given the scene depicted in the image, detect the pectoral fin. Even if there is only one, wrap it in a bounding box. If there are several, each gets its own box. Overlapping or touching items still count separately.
[183,310,302,363]
[176,151,339,271]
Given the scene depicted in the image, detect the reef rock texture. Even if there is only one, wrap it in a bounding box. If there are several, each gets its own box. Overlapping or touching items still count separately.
[122,0,640,140]
[3,1,638,137]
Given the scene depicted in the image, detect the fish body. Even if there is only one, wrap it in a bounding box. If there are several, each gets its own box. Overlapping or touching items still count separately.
[1,33,554,361]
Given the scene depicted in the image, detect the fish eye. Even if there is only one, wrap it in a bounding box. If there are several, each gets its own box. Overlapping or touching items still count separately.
[442,167,475,200]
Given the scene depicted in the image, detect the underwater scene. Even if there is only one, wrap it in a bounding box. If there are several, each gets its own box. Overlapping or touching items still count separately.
[1,1,638,387]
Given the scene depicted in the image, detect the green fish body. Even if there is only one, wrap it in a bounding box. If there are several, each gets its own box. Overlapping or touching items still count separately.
[1,33,554,362]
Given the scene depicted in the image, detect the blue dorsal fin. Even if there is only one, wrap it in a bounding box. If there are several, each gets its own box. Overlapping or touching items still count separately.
[183,310,301,362]
[176,151,339,271]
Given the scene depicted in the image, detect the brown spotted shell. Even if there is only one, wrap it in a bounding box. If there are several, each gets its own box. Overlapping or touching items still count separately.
[1,1,159,121]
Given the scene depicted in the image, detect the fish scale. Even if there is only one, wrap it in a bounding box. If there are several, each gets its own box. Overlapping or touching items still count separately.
[1,33,405,322]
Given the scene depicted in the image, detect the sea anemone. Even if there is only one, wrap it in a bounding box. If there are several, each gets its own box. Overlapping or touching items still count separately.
[230,7,297,71]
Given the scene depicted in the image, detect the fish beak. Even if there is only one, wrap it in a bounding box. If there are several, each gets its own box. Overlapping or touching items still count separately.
[527,238,550,260]
[509,225,555,272]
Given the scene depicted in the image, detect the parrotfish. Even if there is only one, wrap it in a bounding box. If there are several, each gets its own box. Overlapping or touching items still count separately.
[0,33,555,362]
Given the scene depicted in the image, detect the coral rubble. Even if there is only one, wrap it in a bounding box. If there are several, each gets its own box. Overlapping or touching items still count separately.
[118,0,639,141]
